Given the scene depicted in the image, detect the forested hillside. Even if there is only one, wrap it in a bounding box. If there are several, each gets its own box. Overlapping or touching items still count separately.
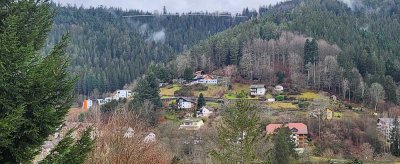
[46,4,249,96]
[170,0,400,105]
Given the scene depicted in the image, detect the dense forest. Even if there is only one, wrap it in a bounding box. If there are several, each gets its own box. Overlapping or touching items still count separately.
[46,4,251,97]
[169,0,400,106]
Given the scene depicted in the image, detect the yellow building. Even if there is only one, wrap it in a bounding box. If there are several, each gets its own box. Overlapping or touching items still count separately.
[326,109,333,120]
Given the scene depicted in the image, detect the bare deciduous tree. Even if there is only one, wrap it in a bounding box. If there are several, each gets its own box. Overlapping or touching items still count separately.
[369,83,385,112]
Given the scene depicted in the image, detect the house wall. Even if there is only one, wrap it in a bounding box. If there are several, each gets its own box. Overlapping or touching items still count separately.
[197,79,218,84]
[251,88,266,96]
[116,90,132,99]
[179,101,193,109]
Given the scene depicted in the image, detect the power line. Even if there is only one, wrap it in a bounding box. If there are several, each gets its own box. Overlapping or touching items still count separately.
[122,14,248,18]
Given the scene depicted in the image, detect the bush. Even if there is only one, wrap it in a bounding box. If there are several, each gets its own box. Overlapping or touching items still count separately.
[276,95,285,101]
[298,101,310,109]
[174,86,193,97]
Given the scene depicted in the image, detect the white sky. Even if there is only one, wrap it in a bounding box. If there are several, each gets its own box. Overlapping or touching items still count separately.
[54,0,285,13]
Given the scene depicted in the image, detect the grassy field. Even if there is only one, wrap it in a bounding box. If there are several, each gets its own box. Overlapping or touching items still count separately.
[194,85,225,98]
[207,102,220,108]
[160,84,181,96]
[296,91,320,100]
[230,83,250,93]
[267,102,298,110]
[164,111,180,123]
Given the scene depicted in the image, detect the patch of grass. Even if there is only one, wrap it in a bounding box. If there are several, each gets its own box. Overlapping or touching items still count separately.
[224,93,237,99]
[160,84,181,96]
[265,93,273,99]
[333,112,343,118]
[267,102,298,110]
[229,83,250,93]
[194,85,224,97]
[207,102,220,108]
[296,91,320,100]
[164,111,180,123]
[310,156,350,163]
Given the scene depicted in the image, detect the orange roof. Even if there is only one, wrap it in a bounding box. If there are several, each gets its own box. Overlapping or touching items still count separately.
[266,123,308,135]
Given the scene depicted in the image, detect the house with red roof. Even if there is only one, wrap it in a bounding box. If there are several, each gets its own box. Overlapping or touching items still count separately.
[266,123,308,148]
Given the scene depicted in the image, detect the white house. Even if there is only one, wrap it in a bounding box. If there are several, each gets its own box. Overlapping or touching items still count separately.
[192,74,218,85]
[177,98,195,109]
[114,90,132,99]
[97,99,106,106]
[179,118,204,130]
[197,106,213,117]
[275,85,284,92]
[144,132,156,143]
[250,85,266,96]
[124,127,134,138]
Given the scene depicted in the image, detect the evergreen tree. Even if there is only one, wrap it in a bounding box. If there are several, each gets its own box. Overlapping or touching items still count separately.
[390,117,400,156]
[0,1,76,162]
[304,39,311,66]
[210,99,262,163]
[131,72,161,125]
[183,67,194,81]
[196,93,206,110]
[272,127,297,164]
[132,72,162,108]
[40,127,94,164]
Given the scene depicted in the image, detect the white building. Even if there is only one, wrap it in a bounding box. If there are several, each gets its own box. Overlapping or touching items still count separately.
[144,132,156,143]
[197,106,213,117]
[191,74,218,85]
[177,98,195,109]
[114,90,132,99]
[275,85,284,92]
[250,85,266,96]
[124,127,134,138]
[267,98,276,102]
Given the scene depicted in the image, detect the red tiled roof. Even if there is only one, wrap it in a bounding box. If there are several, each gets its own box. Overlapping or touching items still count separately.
[266,123,308,135]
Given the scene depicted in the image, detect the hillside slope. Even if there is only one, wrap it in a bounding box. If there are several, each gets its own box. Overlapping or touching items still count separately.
[170,0,400,104]
[47,4,249,96]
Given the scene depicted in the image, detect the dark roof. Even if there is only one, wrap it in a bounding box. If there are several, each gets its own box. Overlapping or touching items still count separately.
[250,85,265,89]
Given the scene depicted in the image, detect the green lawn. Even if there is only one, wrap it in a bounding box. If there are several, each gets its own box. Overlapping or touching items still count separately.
[194,85,225,98]
[164,111,180,123]
[160,84,181,96]
[267,102,298,110]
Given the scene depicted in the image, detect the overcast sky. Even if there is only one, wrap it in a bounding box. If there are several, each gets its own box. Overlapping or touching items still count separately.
[54,0,285,13]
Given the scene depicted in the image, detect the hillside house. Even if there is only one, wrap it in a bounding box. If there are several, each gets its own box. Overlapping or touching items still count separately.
[250,85,266,96]
[197,106,213,117]
[177,97,196,109]
[124,127,134,138]
[144,132,156,143]
[191,71,218,85]
[266,123,308,148]
[179,118,204,130]
[275,85,284,92]
[82,99,93,110]
[326,109,333,120]
[114,90,132,99]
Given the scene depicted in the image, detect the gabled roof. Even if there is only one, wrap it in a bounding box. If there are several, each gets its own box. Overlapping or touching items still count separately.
[250,85,265,89]
[266,123,308,135]
[177,97,197,103]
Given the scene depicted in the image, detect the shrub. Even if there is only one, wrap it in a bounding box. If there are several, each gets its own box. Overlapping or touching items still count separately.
[276,95,285,101]
[298,101,310,109]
